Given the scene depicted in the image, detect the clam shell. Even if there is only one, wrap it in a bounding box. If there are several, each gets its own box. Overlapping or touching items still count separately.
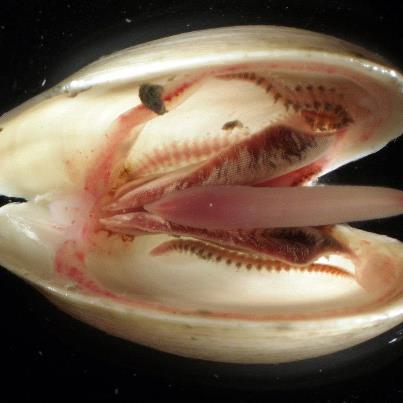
[1,26,402,198]
[0,26,402,363]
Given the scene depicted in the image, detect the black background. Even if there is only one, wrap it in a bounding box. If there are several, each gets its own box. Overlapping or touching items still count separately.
[0,1,402,402]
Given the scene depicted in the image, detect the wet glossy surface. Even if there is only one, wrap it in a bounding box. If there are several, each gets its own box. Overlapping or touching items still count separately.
[1,0,402,401]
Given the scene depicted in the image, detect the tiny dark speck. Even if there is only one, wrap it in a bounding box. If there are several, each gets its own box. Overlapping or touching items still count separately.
[222,120,243,130]
[139,84,166,115]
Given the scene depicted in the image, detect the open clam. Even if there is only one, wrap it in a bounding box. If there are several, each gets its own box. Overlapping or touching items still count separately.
[0,26,402,364]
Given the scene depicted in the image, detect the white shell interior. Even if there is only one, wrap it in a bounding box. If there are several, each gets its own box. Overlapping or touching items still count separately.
[87,234,366,315]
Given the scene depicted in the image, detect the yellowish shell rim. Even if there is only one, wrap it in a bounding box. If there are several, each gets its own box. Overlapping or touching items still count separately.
[9,260,403,330]
[2,48,402,127]
[57,25,403,89]
[59,50,403,93]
